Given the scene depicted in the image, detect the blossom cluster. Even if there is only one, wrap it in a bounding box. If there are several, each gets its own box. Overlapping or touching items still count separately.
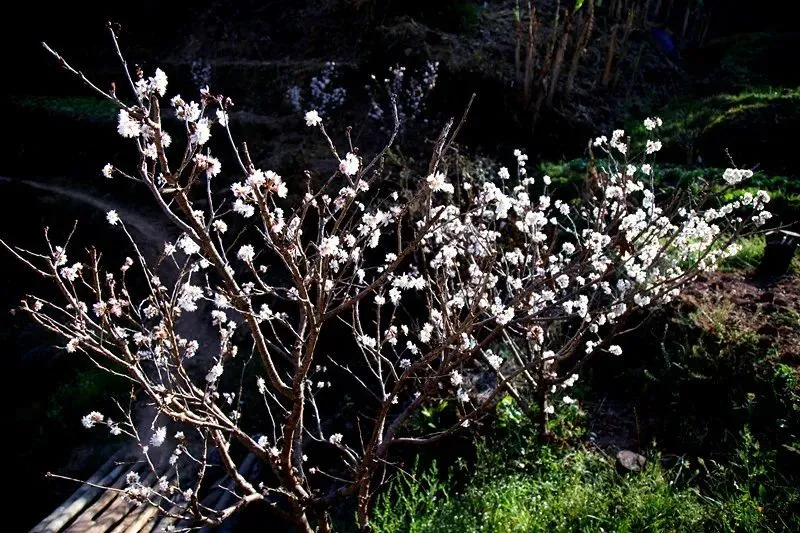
[97,98,770,433]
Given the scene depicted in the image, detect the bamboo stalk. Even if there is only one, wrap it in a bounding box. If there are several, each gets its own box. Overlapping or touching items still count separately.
[602,25,618,87]
[700,15,711,46]
[565,0,595,98]
[625,41,646,100]
[548,0,562,61]
[546,8,574,106]
[523,3,538,107]
[529,0,563,126]
[612,7,636,89]
[515,7,522,82]
[681,3,691,40]
[642,0,652,24]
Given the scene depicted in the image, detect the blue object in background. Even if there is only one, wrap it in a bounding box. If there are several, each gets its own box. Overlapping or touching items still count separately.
[651,27,678,59]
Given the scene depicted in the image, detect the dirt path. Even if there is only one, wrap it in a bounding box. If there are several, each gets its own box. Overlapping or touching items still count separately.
[0,176,170,250]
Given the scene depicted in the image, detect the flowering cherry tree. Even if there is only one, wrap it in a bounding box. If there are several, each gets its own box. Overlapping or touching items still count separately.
[3,26,772,532]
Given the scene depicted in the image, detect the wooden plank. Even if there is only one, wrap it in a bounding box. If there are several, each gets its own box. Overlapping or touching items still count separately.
[71,452,175,533]
[31,448,129,533]
[196,454,259,533]
[148,502,181,533]
[39,450,262,533]
[36,463,128,533]
[139,459,199,533]
[145,457,200,533]
[207,453,259,516]
[116,504,161,533]
[109,468,176,533]
[138,514,162,533]
[172,475,228,530]
[90,470,158,532]
[169,466,232,531]
[64,461,141,532]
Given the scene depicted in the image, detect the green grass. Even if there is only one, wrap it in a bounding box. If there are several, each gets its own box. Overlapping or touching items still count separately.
[628,86,800,137]
[687,88,796,132]
[537,157,798,196]
[538,159,587,190]
[11,95,119,120]
[624,85,800,175]
[720,234,766,272]
[372,439,796,532]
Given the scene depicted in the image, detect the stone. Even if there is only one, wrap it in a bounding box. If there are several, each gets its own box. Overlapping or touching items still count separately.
[616,450,647,474]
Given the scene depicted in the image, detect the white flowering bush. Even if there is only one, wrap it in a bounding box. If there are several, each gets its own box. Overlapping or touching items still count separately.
[367,61,439,131]
[287,61,347,119]
[3,29,773,532]
[288,59,439,135]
